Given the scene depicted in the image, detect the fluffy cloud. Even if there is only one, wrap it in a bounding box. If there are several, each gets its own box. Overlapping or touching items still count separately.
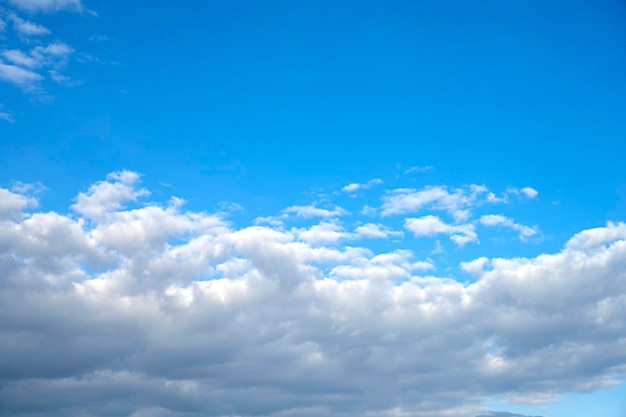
[405,215,478,246]
[1,171,625,417]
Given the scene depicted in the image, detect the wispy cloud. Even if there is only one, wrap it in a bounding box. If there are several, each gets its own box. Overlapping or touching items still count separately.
[9,13,51,36]
[403,165,433,174]
[283,204,348,219]
[0,62,44,91]
[8,0,83,13]
[341,178,382,194]
[479,214,540,241]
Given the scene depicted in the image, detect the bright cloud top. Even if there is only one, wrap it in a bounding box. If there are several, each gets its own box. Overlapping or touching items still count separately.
[1,171,625,417]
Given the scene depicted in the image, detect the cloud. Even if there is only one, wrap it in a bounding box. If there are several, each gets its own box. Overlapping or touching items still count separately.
[507,187,539,199]
[9,13,51,36]
[0,104,15,123]
[461,257,490,276]
[0,18,7,32]
[354,223,403,239]
[479,215,540,241]
[0,42,74,93]
[405,215,478,246]
[403,165,433,174]
[0,62,44,91]
[1,171,626,417]
[381,184,491,221]
[283,204,348,219]
[8,0,83,13]
[2,49,40,68]
[521,187,538,199]
[475,413,543,417]
[341,178,382,194]
[72,170,150,220]
[296,221,352,245]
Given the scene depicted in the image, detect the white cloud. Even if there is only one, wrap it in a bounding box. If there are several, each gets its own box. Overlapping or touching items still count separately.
[2,49,39,68]
[1,172,626,417]
[9,13,51,36]
[296,221,352,245]
[405,215,478,246]
[0,18,6,32]
[403,165,433,174]
[479,215,540,241]
[0,104,14,122]
[0,62,44,91]
[460,257,490,276]
[355,223,403,239]
[8,0,83,13]
[0,188,37,219]
[283,204,348,219]
[381,184,491,221]
[72,170,150,220]
[521,187,538,199]
[507,186,539,199]
[0,42,74,93]
[341,178,382,194]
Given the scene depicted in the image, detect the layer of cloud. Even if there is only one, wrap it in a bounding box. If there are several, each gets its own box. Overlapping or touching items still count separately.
[1,171,625,417]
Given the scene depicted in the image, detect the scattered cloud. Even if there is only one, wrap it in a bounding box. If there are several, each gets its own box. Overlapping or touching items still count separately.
[0,104,15,123]
[521,187,539,199]
[341,178,383,194]
[8,0,83,13]
[9,13,51,36]
[354,223,403,239]
[405,215,478,246]
[479,214,540,241]
[0,62,44,91]
[404,165,434,174]
[381,184,490,221]
[283,204,348,219]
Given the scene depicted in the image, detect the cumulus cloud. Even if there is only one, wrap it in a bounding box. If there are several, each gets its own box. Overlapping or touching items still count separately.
[405,215,478,246]
[1,171,626,417]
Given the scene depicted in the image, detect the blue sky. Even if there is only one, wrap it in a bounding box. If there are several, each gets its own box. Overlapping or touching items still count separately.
[1,1,625,416]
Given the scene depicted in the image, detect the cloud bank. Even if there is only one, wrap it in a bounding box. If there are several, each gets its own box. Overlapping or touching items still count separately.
[1,171,625,417]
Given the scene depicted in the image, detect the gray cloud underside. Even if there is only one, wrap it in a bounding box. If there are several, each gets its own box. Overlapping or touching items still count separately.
[1,172,625,417]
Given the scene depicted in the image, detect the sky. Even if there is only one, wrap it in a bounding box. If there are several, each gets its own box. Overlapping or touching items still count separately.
[1,1,626,416]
